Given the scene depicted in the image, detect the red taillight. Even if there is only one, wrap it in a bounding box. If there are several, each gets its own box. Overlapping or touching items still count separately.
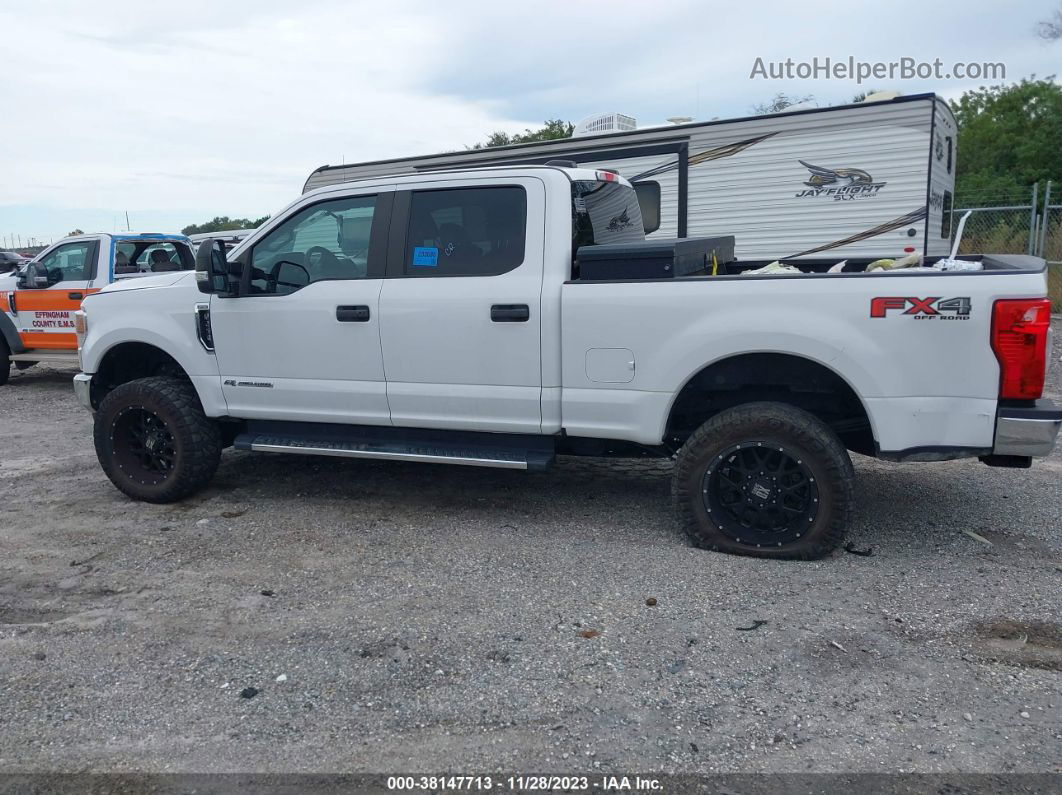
[991,298,1051,400]
[595,170,617,182]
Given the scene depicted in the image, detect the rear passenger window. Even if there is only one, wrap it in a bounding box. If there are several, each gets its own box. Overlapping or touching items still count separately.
[137,243,184,273]
[404,187,526,277]
[114,241,193,278]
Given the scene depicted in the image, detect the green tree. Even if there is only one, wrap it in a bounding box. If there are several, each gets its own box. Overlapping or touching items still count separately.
[469,119,574,149]
[181,215,269,236]
[950,77,1062,201]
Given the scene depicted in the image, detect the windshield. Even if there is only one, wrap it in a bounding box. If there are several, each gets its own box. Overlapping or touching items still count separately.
[571,179,645,250]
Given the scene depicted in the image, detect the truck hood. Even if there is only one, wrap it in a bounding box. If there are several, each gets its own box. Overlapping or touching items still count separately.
[99,271,195,294]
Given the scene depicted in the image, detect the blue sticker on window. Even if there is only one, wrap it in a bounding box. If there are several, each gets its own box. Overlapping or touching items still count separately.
[412,246,439,267]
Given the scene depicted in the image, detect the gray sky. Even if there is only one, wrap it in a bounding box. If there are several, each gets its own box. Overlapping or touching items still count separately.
[1,0,1059,244]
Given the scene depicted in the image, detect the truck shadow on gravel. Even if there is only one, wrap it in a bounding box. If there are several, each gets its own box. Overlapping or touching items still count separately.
[184,446,1055,559]
[193,450,684,545]
[212,450,674,501]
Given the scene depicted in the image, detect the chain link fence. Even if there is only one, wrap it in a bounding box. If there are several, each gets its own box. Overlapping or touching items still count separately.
[1043,204,1062,312]
[950,183,1061,311]
[950,206,1037,255]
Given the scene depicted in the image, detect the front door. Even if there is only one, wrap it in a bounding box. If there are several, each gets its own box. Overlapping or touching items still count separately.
[11,239,98,350]
[378,178,545,434]
[209,189,394,424]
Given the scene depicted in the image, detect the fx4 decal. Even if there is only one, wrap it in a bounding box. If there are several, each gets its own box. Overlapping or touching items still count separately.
[870,296,971,320]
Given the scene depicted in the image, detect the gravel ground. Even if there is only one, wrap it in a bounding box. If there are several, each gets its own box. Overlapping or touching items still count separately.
[0,322,1060,776]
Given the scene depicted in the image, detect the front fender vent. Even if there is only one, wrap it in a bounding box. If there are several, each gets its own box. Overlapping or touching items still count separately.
[195,303,214,352]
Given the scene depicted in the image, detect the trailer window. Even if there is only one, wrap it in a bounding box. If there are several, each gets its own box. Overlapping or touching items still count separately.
[634,181,661,235]
[572,179,646,250]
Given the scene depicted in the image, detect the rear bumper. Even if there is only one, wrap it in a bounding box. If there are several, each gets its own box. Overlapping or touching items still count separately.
[993,400,1062,457]
[73,372,93,411]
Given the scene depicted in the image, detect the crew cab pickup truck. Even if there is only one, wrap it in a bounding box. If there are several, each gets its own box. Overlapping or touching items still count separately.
[0,232,194,383]
[72,166,1060,559]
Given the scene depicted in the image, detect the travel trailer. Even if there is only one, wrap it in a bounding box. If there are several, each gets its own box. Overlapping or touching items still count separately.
[304,94,957,262]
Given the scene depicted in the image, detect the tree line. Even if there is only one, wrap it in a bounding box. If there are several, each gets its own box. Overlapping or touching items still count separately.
[181,215,270,236]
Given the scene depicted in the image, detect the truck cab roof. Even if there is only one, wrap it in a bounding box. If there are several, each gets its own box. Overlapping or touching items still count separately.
[300,164,632,202]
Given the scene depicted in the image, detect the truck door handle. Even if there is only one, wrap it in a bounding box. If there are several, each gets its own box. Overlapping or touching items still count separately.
[68,292,83,300]
[336,305,370,322]
[490,304,530,322]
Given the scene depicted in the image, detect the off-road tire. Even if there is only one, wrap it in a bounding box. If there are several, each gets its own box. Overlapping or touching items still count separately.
[0,338,10,385]
[672,401,854,560]
[94,376,221,503]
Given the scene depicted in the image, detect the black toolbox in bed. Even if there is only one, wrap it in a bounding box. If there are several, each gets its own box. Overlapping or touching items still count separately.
[576,236,735,280]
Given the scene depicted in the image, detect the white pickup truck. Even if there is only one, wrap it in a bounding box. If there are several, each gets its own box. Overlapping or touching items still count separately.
[73,166,1060,559]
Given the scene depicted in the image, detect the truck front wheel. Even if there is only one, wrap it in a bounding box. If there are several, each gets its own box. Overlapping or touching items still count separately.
[94,376,221,503]
[672,402,854,560]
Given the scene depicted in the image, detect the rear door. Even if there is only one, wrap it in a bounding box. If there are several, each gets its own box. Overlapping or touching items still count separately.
[377,177,546,433]
[11,239,98,350]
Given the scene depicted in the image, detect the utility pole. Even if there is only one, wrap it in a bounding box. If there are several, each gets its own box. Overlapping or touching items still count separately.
[125,211,131,232]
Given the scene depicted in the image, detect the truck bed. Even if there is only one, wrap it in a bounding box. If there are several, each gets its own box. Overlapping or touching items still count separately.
[558,254,1050,454]
[571,253,1045,281]
[722,253,1044,276]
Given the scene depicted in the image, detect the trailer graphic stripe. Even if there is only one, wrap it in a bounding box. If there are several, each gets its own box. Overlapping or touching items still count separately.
[629,132,779,182]
[785,206,928,259]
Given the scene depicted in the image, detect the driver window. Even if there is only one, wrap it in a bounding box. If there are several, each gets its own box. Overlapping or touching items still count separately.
[38,241,95,284]
[250,194,377,295]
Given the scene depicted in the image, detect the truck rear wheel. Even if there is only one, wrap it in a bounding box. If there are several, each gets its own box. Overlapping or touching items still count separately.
[94,376,221,503]
[672,401,854,560]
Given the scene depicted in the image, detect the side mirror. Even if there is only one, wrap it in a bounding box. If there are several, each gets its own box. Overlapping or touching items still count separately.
[195,239,235,294]
[18,261,49,289]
